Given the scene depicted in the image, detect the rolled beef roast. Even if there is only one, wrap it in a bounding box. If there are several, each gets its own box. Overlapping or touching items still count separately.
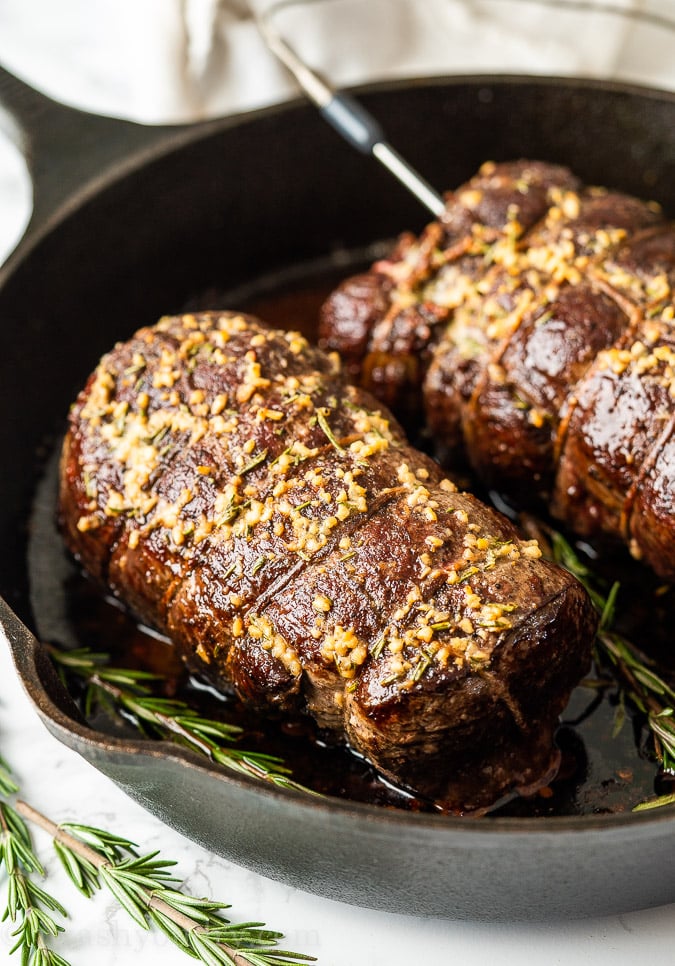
[319,160,675,580]
[59,311,596,813]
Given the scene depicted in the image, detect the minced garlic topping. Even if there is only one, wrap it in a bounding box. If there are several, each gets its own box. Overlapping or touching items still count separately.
[247,614,301,677]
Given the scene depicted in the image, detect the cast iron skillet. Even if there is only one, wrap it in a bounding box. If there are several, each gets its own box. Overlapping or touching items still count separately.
[1,67,675,922]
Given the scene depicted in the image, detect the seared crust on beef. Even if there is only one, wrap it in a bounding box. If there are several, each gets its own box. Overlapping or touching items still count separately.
[60,311,596,813]
[319,160,675,579]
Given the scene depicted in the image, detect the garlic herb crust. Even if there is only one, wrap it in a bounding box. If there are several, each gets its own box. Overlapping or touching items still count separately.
[60,311,596,813]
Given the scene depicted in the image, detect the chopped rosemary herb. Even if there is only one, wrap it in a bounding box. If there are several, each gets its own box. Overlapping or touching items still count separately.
[316,408,345,454]
[430,620,451,632]
[221,561,238,582]
[633,791,675,812]
[646,301,668,318]
[411,651,433,682]
[238,448,268,476]
[535,309,554,327]
[220,498,248,526]
[83,471,97,500]
[270,446,292,466]
[148,426,169,445]
[475,617,513,630]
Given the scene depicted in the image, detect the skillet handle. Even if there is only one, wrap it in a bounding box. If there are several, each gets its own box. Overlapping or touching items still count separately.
[0,596,87,730]
[0,65,188,257]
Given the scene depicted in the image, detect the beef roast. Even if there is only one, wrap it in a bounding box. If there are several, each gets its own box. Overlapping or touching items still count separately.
[319,160,675,579]
[59,311,596,813]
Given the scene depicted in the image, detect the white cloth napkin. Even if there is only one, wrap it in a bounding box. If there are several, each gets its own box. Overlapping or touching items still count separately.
[1,0,675,263]
[2,0,675,124]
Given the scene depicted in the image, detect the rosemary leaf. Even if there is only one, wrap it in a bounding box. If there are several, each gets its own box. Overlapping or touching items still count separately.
[0,755,19,797]
[547,526,675,808]
[649,711,675,764]
[1,805,43,876]
[52,840,98,899]
[633,665,672,697]
[633,792,675,812]
[611,692,626,739]
[99,864,151,928]
[152,889,229,923]
[188,931,232,966]
[316,408,345,454]
[238,449,269,476]
[148,906,196,952]
[598,580,620,632]
[370,634,386,660]
[58,822,139,860]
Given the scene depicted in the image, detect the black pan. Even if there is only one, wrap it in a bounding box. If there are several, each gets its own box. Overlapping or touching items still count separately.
[1,68,675,921]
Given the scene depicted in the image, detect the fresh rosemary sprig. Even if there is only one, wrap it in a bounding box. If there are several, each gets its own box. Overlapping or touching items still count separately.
[546,527,675,810]
[47,646,314,795]
[16,802,316,966]
[0,754,315,965]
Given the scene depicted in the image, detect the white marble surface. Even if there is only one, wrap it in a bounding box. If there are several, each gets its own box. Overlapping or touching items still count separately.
[2,627,675,965]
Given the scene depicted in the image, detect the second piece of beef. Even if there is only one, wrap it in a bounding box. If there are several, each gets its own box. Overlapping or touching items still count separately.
[319,160,675,579]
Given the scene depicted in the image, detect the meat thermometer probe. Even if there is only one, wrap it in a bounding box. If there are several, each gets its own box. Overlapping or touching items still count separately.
[255,7,446,218]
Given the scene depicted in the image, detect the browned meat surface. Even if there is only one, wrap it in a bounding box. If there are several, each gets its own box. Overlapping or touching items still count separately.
[319,160,675,579]
[59,311,596,814]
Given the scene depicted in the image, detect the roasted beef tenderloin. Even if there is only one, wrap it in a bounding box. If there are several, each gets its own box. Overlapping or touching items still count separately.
[319,160,675,579]
[60,311,597,813]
